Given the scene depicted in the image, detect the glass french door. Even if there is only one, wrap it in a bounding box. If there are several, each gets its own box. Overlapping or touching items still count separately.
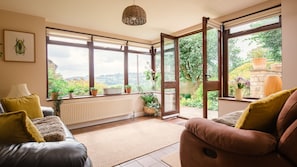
[160,33,179,119]
[202,17,221,118]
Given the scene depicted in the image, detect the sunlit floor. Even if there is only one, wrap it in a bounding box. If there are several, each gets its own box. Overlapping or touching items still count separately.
[179,106,218,120]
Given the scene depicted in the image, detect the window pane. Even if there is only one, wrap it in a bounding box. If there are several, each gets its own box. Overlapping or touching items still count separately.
[230,16,280,34]
[128,53,151,92]
[94,49,124,94]
[47,44,89,97]
[94,42,123,50]
[164,38,176,82]
[155,48,161,91]
[228,28,282,98]
[49,36,87,44]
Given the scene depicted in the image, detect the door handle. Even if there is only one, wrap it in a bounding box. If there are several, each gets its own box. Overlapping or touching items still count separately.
[204,74,211,80]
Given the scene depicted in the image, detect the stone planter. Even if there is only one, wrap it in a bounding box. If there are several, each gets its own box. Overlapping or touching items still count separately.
[103,88,122,95]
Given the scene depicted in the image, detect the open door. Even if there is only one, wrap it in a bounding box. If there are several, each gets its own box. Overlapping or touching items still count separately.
[202,17,222,118]
[160,33,179,119]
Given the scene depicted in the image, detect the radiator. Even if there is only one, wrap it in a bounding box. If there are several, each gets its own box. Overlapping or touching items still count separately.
[60,96,134,125]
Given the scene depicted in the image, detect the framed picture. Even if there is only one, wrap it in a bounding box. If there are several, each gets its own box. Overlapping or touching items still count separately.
[4,30,35,63]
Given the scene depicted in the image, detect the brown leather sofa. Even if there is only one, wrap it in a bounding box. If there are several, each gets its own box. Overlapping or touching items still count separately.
[0,104,92,167]
[180,90,297,167]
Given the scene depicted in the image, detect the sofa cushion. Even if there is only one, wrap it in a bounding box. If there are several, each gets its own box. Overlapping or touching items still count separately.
[276,90,297,138]
[32,116,66,141]
[235,89,291,132]
[1,94,43,119]
[212,110,243,127]
[0,110,45,144]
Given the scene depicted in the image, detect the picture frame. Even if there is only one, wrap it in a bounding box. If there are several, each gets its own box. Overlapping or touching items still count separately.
[4,29,35,63]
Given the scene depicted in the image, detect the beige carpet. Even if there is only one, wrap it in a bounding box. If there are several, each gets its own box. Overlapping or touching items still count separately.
[161,151,181,167]
[74,119,185,167]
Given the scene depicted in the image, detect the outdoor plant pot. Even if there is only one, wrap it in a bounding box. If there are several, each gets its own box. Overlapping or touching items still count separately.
[252,58,267,70]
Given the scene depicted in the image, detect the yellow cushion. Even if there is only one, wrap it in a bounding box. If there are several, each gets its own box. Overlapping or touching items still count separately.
[0,110,45,144]
[235,90,291,132]
[1,94,43,119]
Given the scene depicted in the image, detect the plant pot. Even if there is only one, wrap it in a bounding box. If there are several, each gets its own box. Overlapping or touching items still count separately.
[91,90,98,97]
[252,58,267,70]
[51,92,59,100]
[143,106,155,115]
[125,87,131,94]
[69,93,73,99]
[103,88,121,95]
[270,63,282,72]
[235,89,243,100]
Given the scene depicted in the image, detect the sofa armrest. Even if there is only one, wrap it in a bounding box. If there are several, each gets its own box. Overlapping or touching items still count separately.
[186,118,277,155]
[41,106,54,116]
[0,140,91,167]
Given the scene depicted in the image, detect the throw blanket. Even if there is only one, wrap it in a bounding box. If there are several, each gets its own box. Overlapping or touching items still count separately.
[212,110,243,127]
[32,116,66,142]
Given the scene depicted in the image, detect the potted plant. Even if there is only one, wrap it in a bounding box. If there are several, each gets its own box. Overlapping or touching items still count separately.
[90,87,98,97]
[141,93,160,116]
[51,87,60,100]
[53,99,63,116]
[249,47,267,70]
[68,88,74,99]
[125,85,132,94]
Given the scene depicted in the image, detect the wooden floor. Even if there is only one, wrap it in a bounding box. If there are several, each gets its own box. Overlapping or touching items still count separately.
[71,116,188,167]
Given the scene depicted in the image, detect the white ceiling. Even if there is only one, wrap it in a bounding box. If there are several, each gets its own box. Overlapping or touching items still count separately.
[0,0,268,42]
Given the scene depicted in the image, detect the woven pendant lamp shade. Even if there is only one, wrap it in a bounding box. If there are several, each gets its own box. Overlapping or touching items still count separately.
[122,5,147,26]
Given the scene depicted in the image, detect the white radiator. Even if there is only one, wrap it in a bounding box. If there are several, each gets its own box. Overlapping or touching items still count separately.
[60,96,134,125]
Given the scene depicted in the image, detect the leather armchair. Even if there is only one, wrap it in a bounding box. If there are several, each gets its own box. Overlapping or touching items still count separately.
[180,91,297,167]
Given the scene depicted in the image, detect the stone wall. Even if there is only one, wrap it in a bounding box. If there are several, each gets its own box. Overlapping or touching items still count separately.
[250,69,282,98]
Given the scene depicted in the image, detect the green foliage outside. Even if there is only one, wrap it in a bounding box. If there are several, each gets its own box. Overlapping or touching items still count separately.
[48,67,91,98]
[178,19,281,111]
[249,17,282,62]
[180,83,218,111]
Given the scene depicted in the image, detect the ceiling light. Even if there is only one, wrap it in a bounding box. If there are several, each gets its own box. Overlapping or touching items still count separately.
[122,1,146,26]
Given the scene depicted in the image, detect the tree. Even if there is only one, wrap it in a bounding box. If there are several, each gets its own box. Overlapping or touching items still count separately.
[179,33,202,82]
[179,29,219,82]
[249,16,282,62]
[250,29,282,62]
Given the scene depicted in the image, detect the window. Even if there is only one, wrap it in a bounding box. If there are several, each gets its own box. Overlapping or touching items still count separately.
[94,49,124,95]
[47,37,90,97]
[128,52,151,92]
[225,15,282,99]
[46,29,154,98]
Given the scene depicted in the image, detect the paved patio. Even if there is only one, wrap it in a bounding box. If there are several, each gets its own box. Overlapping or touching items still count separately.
[179,106,218,120]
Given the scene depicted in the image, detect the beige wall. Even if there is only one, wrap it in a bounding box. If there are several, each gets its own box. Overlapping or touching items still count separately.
[0,0,296,106]
[0,10,48,105]
[282,0,297,89]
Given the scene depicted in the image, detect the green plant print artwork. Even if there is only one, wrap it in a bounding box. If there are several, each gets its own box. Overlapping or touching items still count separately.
[15,39,26,55]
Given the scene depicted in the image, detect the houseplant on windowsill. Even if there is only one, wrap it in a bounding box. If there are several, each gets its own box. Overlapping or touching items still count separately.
[90,87,98,97]
[234,77,249,100]
[141,93,160,116]
[124,85,132,94]
[51,87,60,100]
[68,88,74,99]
